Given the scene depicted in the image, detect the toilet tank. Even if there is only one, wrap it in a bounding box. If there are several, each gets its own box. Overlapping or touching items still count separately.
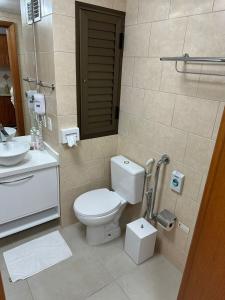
[111,155,145,204]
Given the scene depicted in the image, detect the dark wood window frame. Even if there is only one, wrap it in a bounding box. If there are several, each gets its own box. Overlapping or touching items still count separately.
[76,1,125,140]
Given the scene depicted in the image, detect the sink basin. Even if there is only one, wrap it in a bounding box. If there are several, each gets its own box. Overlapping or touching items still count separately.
[0,142,30,166]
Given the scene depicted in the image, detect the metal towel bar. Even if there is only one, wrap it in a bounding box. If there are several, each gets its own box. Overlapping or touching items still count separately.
[23,77,55,90]
[160,53,225,77]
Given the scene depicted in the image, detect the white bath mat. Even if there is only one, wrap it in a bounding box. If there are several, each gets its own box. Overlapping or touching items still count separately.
[3,231,72,282]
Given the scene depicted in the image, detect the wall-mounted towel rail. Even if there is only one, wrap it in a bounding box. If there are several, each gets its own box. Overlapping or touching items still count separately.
[160,53,225,77]
[23,77,55,90]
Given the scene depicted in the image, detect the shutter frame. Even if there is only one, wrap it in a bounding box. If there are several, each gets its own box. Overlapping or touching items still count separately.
[76,1,125,140]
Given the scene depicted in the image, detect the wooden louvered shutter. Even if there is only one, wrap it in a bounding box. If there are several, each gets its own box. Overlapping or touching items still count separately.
[76,2,125,139]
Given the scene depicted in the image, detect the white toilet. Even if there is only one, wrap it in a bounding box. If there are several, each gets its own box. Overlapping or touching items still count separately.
[73,155,145,245]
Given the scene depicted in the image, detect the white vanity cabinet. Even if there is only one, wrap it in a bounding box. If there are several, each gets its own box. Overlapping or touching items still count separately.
[0,167,58,224]
[0,141,60,238]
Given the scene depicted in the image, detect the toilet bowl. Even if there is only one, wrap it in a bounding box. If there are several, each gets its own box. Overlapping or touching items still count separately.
[73,155,145,245]
[74,188,127,245]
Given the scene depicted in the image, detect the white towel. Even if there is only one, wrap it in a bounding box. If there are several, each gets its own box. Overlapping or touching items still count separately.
[3,231,72,282]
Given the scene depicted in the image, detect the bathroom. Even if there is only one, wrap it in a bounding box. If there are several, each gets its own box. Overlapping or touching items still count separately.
[0,0,225,299]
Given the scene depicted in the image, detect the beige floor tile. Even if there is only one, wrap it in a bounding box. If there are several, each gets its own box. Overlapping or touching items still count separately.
[1,268,33,300]
[28,254,112,300]
[86,282,130,300]
[92,236,138,279]
[117,255,181,300]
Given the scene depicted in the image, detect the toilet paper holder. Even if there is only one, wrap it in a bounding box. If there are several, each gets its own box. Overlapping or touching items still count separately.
[156,209,176,231]
[60,127,80,147]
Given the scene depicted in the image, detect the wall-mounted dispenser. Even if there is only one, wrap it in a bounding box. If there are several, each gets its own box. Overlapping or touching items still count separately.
[60,127,80,148]
[170,170,185,194]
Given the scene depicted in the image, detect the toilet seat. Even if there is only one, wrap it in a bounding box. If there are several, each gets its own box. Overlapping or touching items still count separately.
[74,188,123,218]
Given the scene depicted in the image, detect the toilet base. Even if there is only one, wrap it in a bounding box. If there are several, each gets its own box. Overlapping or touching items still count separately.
[86,221,121,245]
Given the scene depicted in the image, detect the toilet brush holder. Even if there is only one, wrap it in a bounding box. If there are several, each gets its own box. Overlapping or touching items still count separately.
[156,209,176,231]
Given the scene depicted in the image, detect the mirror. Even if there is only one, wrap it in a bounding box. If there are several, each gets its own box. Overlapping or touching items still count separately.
[0,0,36,137]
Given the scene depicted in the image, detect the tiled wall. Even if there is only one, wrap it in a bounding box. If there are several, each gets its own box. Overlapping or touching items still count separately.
[20,0,125,226]
[119,0,225,270]
[52,0,126,226]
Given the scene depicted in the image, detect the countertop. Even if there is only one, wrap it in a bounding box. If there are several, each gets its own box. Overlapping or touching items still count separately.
[0,136,59,179]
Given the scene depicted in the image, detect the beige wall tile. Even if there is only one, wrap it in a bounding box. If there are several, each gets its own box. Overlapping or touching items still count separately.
[53,14,75,53]
[138,0,170,23]
[127,116,156,146]
[118,111,131,137]
[121,57,134,86]
[212,102,225,140]
[125,0,138,25]
[149,18,187,58]
[113,0,126,11]
[60,158,107,192]
[175,196,200,228]
[124,23,151,57]
[170,0,214,18]
[56,85,77,116]
[45,91,57,115]
[160,62,199,96]
[153,124,187,162]
[22,25,35,52]
[184,134,215,173]
[120,86,145,117]
[172,95,219,138]
[184,11,225,56]
[37,51,55,83]
[58,115,77,129]
[35,14,53,52]
[53,0,75,17]
[144,90,175,126]
[54,52,76,85]
[197,65,225,101]
[133,57,162,90]
[213,0,225,11]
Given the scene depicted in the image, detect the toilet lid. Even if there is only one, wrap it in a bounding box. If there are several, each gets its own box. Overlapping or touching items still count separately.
[74,188,122,217]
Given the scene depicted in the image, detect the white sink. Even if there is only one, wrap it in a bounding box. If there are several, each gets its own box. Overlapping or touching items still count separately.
[0,142,30,166]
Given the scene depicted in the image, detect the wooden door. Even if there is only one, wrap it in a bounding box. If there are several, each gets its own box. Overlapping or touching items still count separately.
[178,109,225,299]
[0,34,9,68]
[0,273,5,300]
[0,96,16,126]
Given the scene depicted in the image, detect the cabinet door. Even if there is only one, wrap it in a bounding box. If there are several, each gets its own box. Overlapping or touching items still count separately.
[0,167,59,224]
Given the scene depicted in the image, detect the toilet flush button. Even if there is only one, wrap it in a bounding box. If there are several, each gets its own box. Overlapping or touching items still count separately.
[124,160,130,164]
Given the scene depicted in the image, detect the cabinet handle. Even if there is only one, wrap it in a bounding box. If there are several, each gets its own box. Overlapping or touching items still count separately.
[0,175,34,185]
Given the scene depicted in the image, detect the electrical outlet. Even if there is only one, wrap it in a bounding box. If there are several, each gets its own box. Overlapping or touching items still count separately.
[47,116,53,131]
[178,221,190,234]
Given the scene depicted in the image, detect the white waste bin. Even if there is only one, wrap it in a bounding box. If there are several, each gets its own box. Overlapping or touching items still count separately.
[124,217,157,264]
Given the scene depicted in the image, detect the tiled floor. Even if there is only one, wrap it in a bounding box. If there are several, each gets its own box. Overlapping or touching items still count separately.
[0,223,181,300]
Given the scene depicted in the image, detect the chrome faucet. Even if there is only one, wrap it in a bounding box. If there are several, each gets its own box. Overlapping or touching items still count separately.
[0,124,9,143]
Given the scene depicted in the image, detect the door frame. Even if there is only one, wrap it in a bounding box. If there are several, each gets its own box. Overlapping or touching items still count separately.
[178,108,225,299]
[0,20,25,135]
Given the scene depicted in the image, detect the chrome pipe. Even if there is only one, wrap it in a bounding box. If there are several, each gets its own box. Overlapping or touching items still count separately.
[149,154,170,220]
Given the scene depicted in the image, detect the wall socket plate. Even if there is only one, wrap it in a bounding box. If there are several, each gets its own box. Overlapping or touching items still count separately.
[178,221,190,234]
